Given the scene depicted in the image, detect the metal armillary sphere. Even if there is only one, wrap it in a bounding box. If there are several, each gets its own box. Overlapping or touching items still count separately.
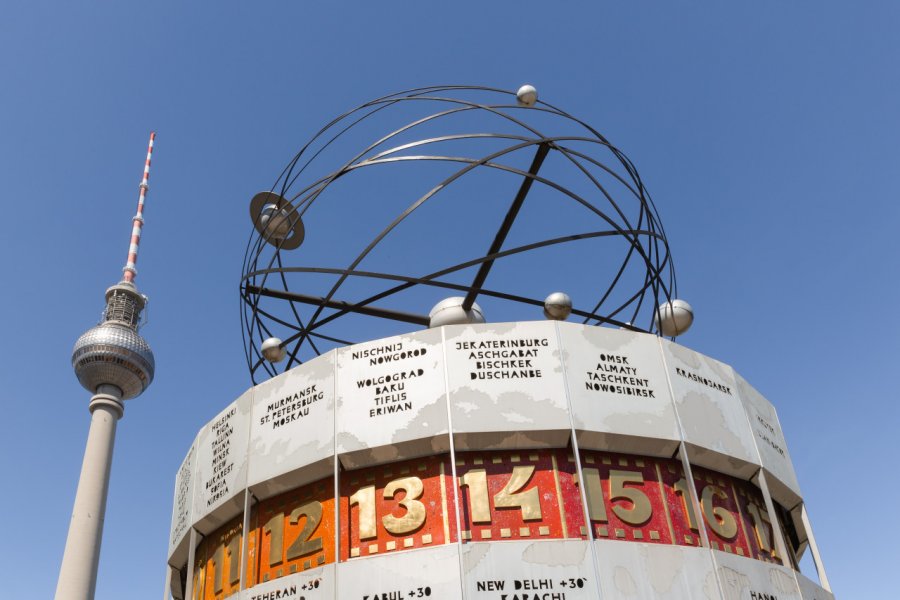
[241,85,684,383]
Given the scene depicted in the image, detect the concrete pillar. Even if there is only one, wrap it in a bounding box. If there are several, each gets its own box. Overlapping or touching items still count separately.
[55,384,124,600]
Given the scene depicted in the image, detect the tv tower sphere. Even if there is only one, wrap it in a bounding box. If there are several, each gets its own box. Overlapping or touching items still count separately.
[72,282,155,399]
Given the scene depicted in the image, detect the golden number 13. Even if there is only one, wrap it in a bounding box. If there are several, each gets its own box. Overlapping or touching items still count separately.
[349,476,427,539]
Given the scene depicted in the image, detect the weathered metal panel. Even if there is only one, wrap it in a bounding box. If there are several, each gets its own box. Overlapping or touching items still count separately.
[559,323,680,457]
[336,328,449,469]
[445,321,570,450]
[795,571,834,600]
[248,352,335,498]
[168,431,199,565]
[237,564,335,600]
[338,545,462,599]
[593,539,720,599]
[714,549,802,600]
[192,390,252,532]
[661,340,759,479]
[733,372,802,507]
[461,540,599,599]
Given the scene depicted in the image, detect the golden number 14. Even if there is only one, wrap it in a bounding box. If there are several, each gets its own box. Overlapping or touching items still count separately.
[460,465,542,522]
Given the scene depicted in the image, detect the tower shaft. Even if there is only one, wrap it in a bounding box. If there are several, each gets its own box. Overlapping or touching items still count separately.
[55,386,123,600]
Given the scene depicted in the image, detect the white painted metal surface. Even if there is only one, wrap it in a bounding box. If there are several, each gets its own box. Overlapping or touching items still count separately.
[713,549,801,600]
[336,328,449,468]
[248,352,335,498]
[192,390,252,533]
[446,321,571,450]
[592,539,719,599]
[661,340,759,479]
[167,432,198,567]
[559,322,681,457]
[167,323,831,600]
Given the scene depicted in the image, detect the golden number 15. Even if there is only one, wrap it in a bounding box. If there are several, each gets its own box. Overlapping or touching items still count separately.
[577,468,651,526]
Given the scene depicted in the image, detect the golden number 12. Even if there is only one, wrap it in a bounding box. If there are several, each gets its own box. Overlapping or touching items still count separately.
[264,501,325,566]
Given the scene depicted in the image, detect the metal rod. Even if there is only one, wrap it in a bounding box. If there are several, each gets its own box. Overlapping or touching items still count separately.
[800,503,832,591]
[122,132,155,283]
[245,285,430,326]
[462,142,550,311]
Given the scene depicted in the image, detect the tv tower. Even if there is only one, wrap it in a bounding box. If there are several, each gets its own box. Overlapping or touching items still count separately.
[56,133,157,600]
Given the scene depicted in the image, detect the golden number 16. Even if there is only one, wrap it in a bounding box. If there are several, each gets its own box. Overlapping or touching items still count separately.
[673,478,737,540]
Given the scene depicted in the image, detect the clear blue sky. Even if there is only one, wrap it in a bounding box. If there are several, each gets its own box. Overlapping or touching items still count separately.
[1,3,897,598]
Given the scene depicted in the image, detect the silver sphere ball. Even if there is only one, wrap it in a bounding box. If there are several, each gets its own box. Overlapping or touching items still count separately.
[516,84,538,107]
[260,203,295,241]
[655,299,694,337]
[261,337,287,363]
[543,292,573,320]
[428,297,486,328]
[72,322,155,399]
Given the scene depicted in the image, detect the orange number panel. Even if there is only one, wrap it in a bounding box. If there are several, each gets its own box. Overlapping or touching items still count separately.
[186,516,243,600]
[339,454,456,560]
[249,476,336,586]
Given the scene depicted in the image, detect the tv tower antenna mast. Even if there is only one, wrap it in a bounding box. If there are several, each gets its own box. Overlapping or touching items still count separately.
[56,133,157,600]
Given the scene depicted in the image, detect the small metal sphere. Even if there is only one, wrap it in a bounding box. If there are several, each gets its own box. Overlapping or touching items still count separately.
[260,203,295,240]
[72,322,155,400]
[543,292,572,320]
[655,299,694,337]
[516,84,538,107]
[261,337,287,363]
[428,297,486,328]
[249,191,305,250]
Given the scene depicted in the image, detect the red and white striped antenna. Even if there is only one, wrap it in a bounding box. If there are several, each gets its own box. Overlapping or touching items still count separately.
[122,132,156,283]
